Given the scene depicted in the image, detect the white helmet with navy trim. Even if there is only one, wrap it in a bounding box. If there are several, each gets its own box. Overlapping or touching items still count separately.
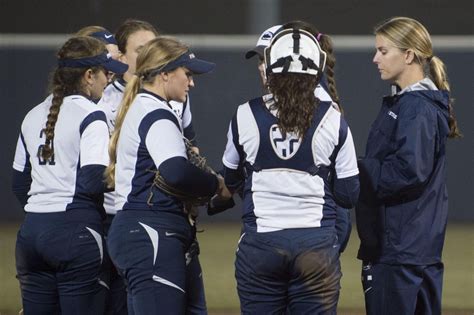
[264,28,327,78]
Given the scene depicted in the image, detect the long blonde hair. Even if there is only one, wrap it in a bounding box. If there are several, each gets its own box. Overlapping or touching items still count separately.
[105,36,189,188]
[375,17,461,138]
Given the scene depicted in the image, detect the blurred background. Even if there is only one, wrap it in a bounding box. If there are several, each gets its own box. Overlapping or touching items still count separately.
[0,0,473,313]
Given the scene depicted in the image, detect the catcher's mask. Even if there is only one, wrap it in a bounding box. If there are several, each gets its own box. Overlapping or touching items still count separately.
[264,28,327,81]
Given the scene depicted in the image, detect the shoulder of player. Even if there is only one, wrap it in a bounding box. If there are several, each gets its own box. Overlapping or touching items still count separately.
[60,96,108,129]
[326,101,342,117]
[135,92,174,113]
[102,82,124,100]
[235,94,268,113]
[317,101,344,130]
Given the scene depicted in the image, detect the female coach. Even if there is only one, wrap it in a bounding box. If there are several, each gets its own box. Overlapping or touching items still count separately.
[356,16,461,315]
[12,36,128,314]
[104,36,229,314]
[220,25,360,313]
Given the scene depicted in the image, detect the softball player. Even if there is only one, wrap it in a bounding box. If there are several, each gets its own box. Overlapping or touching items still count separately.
[73,24,129,314]
[356,17,460,315]
[98,19,207,314]
[220,25,359,314]
[104,36,228,315]
[11,36,128,314]
[245,21,353,253]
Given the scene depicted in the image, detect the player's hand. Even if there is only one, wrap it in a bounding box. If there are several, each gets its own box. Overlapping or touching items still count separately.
[216,175,232,200]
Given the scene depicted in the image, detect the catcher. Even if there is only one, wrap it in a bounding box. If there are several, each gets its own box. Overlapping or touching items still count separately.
[104,36,230,314]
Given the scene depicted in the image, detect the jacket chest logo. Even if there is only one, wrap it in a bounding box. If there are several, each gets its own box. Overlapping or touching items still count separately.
[269,124,302,160]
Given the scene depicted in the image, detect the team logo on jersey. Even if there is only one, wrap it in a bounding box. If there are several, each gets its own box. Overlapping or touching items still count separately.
[269,124,302,160]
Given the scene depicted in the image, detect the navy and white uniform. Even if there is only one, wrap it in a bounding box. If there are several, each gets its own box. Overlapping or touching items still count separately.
[98,78,197,214]
[356,78,450,315]
[106,90,217,315]
[99,79,205,314]
[222,95,359,313]
[12,95,110,314]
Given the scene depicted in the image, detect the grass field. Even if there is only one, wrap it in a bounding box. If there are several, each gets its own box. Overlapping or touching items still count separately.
[1,222,473,314]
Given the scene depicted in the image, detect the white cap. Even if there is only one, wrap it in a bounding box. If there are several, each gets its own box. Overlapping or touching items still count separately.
[245,25,282,59]
[264,28,327,77]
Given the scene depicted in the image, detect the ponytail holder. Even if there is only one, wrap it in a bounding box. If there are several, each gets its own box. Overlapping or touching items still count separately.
[316,33,324,42]
[427,55,434,62]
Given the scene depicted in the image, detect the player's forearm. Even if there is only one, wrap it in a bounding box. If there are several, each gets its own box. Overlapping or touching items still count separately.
[12,169,32,207]
[333,174,360,208]
[159,156,218,198]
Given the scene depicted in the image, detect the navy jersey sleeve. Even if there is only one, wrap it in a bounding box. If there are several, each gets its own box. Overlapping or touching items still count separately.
[181,96,198,145]
[159,157,218,198]
[12,133,32,207]
[362,100,437,203]
[75,111,110,198]
[222,113,246,192]
[333,175,360,209]
[183,121,197,146]
[12,169,32,207]
[329,116,360,208]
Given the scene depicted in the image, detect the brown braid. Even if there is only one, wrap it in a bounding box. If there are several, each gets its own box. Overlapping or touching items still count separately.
[317,34,342,113]
[41,36,107,161]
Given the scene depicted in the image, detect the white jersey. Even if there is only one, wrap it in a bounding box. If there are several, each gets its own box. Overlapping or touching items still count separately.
[98,80,194,214]
[13,95,110,213]
[223,94,358,232]
[99,79,193,133]
[114,91,188,212]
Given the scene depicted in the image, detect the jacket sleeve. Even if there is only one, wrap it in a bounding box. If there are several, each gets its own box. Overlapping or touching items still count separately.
[363,100,437,203]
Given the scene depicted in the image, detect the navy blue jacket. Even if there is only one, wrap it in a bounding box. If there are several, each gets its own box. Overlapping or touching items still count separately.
[356,87,450,265]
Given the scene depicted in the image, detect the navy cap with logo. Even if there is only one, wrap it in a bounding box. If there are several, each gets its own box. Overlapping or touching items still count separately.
[57,52,128,74]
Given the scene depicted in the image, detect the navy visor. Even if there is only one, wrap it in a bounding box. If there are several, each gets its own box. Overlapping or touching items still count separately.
[161,51,215,74]
[57,53,128,74]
